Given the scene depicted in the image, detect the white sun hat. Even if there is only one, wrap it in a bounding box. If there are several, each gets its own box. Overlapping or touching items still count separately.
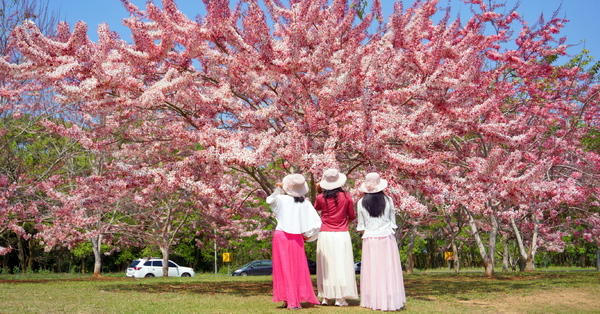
[319,168,347,190]
[282,173,309,197]
[359,172,388,193]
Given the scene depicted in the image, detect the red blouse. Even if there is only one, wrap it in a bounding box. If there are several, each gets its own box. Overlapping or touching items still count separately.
[314,191,356,232]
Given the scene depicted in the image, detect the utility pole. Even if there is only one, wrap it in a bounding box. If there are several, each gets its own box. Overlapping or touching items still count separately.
[214,229,217,274]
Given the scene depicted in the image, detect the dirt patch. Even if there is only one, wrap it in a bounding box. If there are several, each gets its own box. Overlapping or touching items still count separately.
[461,288,600,313]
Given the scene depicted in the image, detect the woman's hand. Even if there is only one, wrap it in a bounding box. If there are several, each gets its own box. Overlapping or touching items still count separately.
[275,182,283,188]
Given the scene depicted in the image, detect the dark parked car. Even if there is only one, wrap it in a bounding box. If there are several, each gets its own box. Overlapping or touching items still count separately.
[355,261,361,274]
[231,259,273,276]
[231,259,317,276]
[307,259,317,275]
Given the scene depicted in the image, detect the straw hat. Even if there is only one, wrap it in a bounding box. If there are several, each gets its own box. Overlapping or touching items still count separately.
[282,173,309,197]
[319,169,347,190]
[359,172,388,193]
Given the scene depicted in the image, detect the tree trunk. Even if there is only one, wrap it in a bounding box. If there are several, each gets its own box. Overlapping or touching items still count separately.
[596,244,600,271]
[1,254,8,273]
[309,172,317,204]
[161,246,170,277]
[91,235,103,277]
[404,225,417,274]
[525,214,539,271]
[467,210,497,277]
[193,243,201,271]
[487,214,498,276]
[525,254,536,271]
[27,240,34,271]
[502,235,510,272]
[510,215,538,271]
[451,241,460,273]
[16,237,26,273]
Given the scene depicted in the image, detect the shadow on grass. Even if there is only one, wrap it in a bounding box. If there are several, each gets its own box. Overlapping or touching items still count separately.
[403,271,599,301]
[105,280,273,297]
[3,271,598,301]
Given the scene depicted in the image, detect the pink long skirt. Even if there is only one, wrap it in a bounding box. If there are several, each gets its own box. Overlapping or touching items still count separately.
[360,234,406,311]
[272,230,319,308]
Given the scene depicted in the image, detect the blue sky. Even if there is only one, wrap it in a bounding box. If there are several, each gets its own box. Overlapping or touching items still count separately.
[46,0,599,62]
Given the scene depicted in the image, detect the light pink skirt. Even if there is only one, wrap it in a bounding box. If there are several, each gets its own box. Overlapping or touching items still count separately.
[360,234,406,311]
[316,231,359,299]
[272,230,319,308]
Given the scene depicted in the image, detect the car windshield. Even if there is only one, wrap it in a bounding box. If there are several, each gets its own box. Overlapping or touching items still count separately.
[241,261,256,268]
[128,260,141,267]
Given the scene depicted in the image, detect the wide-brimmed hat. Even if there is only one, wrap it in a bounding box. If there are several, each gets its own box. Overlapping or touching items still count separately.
[359,172,388,193]
[319,169,347,190]
[282,173,309,197]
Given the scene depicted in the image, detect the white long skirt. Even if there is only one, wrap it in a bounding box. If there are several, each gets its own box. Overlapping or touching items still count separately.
[316,231,359,300]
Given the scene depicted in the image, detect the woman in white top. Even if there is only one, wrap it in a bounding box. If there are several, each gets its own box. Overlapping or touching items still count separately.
[267,173,322,310]
[356,173,406,311]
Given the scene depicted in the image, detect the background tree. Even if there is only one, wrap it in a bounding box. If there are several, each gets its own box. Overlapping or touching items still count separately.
[0,0,62,262]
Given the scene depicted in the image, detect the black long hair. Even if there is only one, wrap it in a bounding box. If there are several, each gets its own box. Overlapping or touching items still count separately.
[361,191,386,217]
[293,196,305,203]
[323,187,344,206]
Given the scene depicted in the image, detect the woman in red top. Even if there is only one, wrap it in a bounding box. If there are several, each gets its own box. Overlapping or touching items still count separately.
[314,169,359,306]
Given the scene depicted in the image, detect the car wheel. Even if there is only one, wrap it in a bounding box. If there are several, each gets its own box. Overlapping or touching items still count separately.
[145,273,155,278]
[240,272,248,276]
[181,273,191,277]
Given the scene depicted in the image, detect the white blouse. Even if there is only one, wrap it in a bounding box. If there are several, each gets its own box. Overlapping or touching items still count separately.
[356,196,397,238]
[267,187,322,239]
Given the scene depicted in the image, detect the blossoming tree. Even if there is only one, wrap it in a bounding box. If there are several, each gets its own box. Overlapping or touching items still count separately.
[1,0,599,276]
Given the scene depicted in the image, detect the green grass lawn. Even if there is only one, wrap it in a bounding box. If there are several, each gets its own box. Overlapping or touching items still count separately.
[1,269,599,313]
